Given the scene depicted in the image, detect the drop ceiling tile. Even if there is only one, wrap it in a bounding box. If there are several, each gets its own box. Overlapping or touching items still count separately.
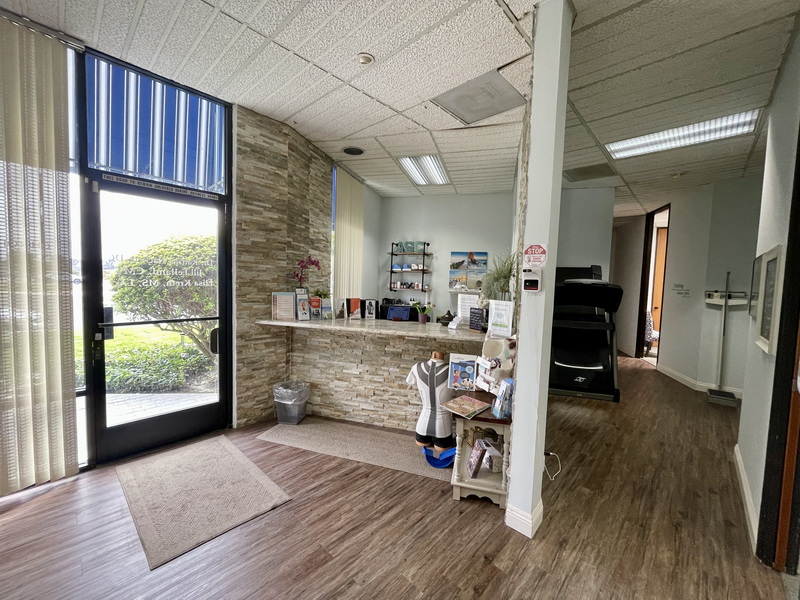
[338,157,404,176]
[373,186,422,197]
[316,137,385,155]
[294,0,392,62]
[348,114,426,139]
[434,124,522,152]
[473,105,526,127]
[151,0,216,78]
[564,125,597,153]
[377,132,436,155]
[504,0,534,20]
[570,19,793,121]
[403,103,464,130]
[419,185,457,195]
[499,57,533,98]
[200,28,267,94]
[316,102,398,140]
[176,12,242,88]
[273,0,351,50]
[64,0,99,45]
[248,0,305,38]
[96,0,138,57]
[220,42,295,105]
[13,0,60,30]
[572,0,644,32]
[125,0,181,68]
[563,147,607,170]
[587,72,776,142]
[571,1,797,89]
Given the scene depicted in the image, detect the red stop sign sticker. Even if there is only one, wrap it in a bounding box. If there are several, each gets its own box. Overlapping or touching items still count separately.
[523,244,547,267]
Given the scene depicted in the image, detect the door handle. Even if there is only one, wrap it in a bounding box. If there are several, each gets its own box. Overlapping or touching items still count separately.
[210,328,219,355]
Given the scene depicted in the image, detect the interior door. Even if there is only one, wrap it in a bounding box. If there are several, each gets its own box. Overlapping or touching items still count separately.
[88,182,229,462]
[651,227,668,343]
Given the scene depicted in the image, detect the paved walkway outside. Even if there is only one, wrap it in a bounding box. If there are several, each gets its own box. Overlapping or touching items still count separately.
[76,392,218,464]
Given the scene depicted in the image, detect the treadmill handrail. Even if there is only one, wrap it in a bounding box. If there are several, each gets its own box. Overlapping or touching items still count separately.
[552,319,615,331]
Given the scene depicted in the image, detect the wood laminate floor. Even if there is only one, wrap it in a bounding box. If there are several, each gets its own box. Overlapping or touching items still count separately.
[0,358,784,599]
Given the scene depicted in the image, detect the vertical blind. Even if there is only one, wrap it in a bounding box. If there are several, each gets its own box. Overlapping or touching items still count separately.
[86,54,226,194]
[333,169,364,299]
[0,17,78,496]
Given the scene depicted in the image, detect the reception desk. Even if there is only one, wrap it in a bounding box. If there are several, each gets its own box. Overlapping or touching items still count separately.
[255,319,485,430]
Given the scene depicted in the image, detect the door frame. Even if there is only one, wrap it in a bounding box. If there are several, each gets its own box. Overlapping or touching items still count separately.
[76,51,233,466]
[635,204,671,359]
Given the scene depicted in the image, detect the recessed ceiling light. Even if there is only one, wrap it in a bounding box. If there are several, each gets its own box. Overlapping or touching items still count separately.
[356,52,374,65]
[342,146,364,156]
[397,155,450,185]
[605,110,760,159]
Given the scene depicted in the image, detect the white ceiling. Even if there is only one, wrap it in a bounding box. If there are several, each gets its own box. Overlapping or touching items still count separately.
[3,0,798,222]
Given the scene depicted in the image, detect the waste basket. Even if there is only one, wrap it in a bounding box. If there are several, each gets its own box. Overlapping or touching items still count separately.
[273,381,310,425]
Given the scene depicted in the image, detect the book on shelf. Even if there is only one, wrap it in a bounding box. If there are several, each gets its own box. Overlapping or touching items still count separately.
[321,298,332,319]
[334,298,347,319]
[347,297,362,319]
[441,394,490,419]
[466,438,490,478]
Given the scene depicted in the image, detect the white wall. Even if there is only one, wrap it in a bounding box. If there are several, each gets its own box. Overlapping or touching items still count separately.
[361,186,382,300]
[656,186,714,387]
[696,178,762,392]
[557,187,615,278]
[610,217,645,357]
[378,192,515,311]
[737,31,800,549]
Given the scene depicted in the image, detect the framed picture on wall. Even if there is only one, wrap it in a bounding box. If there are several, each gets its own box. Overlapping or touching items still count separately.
[755,245,783,355]
[748,255,762,318]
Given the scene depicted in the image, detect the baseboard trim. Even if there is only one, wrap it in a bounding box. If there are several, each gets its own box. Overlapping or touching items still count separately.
[734,443,758,553]
[505,500,543,538]
[656,364,743,397]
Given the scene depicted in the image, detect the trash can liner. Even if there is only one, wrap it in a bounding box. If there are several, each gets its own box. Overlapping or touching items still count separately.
[273,381,310,404]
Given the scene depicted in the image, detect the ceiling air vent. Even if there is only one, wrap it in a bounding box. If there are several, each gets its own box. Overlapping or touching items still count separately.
[431,70,526,125]
[563,163,617,183]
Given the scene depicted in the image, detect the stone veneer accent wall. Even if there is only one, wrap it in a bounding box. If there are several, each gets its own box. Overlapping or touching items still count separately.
[290,329,483,430]
[235,107,332,426]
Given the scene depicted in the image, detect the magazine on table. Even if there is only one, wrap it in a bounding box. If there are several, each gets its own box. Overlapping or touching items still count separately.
[308,296,322,319]
[441,394,490,419]
[296,293,310,321]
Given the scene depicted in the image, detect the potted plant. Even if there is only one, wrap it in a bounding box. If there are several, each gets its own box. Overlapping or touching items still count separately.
[479,251,518,304]
[412,301,435,324]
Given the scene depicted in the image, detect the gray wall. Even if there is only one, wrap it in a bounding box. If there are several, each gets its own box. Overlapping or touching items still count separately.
[610,217,645,357]
[738,30,800,546]
[697,178,762,391]
[378,192,516,312]
[557,187,615,278]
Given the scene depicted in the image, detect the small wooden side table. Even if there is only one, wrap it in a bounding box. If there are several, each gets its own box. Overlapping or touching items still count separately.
[451,407,512,509]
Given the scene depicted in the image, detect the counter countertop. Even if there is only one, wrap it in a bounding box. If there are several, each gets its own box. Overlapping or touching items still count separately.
[255,318,486,343]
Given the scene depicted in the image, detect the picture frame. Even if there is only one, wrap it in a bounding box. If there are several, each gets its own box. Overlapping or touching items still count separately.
[748,254,761,318]
[755,245,783,355]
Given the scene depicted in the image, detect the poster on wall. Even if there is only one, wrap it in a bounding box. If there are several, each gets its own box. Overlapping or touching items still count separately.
[449,251,488,291]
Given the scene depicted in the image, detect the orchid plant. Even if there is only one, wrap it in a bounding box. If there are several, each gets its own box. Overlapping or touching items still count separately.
[291,255,321,285]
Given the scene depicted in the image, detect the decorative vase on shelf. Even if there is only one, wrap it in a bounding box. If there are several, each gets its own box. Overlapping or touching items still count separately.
[418,313,427,324]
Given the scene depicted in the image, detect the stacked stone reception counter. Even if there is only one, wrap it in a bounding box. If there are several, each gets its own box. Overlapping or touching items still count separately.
[256,319,485,430]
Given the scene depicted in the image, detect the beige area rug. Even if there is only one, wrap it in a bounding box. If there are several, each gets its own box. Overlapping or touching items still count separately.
[116,436,290,569]
[257,417,451,482]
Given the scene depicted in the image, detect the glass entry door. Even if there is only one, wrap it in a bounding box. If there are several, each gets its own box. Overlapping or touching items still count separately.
[89,185,229,462]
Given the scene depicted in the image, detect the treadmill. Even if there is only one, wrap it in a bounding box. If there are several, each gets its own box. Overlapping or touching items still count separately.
[549,277,623,402]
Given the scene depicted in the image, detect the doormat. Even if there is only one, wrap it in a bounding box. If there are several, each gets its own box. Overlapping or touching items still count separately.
[257,417,451,482]
[116,436,290,569]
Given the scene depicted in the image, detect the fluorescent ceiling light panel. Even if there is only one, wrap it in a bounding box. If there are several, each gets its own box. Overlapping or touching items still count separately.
[398,155,450,185]
[605,110,760,159]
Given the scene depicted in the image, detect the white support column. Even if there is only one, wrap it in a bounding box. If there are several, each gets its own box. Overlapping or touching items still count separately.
[505,0,574,538]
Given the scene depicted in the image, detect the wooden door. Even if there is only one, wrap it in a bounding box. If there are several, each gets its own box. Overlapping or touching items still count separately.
[651,227,668,344]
